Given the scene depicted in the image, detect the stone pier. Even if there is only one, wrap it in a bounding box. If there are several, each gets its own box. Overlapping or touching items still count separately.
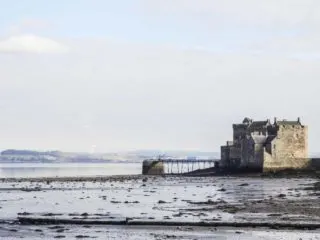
[142,160,164,175]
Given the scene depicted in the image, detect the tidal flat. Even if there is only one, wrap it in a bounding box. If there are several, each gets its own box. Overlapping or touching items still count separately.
[0,175,319,239]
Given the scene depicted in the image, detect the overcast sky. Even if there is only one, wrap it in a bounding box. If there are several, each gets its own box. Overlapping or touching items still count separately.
[0,0,319,153]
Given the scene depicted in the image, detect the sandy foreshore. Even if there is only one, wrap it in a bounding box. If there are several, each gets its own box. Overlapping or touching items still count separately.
[0,174,144,183]
[0,175,319,239]
[0,169,319,182]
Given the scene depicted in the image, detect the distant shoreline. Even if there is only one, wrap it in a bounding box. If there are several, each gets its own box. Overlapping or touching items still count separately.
[0,174,143,183]
[0,171,319,183]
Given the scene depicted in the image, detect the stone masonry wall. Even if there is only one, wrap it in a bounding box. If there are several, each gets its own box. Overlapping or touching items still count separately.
[272,125,308,160]
[220,146,230,168]
[142,161,164,175]
[248,144,264,170]
[263,150,311,172]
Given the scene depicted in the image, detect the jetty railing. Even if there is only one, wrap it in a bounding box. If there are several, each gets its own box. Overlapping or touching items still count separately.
[158,159,219,174]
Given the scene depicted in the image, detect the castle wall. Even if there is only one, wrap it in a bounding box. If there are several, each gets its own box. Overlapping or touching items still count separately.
[247,144,264,170]
[262,125,309,172]
[239,137,264,170]
[240,139,249,167]
[229,145,241,160]
[229,145,241,168]
[221,145,241,168]
[233,125,247,142]
[271,125,308,159]
[263,150,310,172]
[220,146,230,168]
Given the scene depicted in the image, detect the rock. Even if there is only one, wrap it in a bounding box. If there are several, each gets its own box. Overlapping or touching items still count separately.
[164,234,177,238]
[18,212,32,216]
[277,194,286,198]
[268,213,282,217]
[42,213,63,217]
[239,183,249,187]
[75,235,91,238]
[48,226,64,230]
[270,225,280,230]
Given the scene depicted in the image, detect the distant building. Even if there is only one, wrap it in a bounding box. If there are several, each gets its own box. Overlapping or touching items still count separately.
[220,117,309,172]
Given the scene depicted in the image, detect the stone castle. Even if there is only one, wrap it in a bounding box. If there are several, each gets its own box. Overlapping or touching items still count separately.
[220,117,309,172]
[142,117,319,175]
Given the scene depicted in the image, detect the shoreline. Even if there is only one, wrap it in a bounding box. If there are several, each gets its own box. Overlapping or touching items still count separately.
[0,171,319,183]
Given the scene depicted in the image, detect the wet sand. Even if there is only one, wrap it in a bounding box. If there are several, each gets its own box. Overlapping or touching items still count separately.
[0,175,319,239]
[0,224,320,239]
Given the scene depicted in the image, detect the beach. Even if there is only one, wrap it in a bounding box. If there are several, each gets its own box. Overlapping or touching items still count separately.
[0,171,319,239]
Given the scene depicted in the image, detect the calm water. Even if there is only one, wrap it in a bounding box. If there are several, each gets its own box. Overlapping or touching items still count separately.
[0,162,215,178]
[0,163,142,178]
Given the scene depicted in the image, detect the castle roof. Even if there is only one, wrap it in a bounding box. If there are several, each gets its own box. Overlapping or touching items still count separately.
[242,117,252,124]
[248,120,270,130]
[233,123,248,129]
[250,120,269,127]
[276,120,301,126]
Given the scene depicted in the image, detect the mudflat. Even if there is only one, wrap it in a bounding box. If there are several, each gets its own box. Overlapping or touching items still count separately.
[0,175,319,239]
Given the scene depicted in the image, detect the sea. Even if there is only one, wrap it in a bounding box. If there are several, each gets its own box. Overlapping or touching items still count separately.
[0,161,214,178]
[0,163,142,178]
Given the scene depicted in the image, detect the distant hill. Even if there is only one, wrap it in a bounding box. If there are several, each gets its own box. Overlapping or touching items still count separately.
[0,149,219,163]
[1,149,62,157]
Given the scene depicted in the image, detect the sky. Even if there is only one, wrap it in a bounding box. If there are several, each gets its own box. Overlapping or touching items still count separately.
[0,0,320,153]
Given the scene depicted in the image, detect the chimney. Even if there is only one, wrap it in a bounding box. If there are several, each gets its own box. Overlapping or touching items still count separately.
[274,117,277,124]
[298,117,301,124]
